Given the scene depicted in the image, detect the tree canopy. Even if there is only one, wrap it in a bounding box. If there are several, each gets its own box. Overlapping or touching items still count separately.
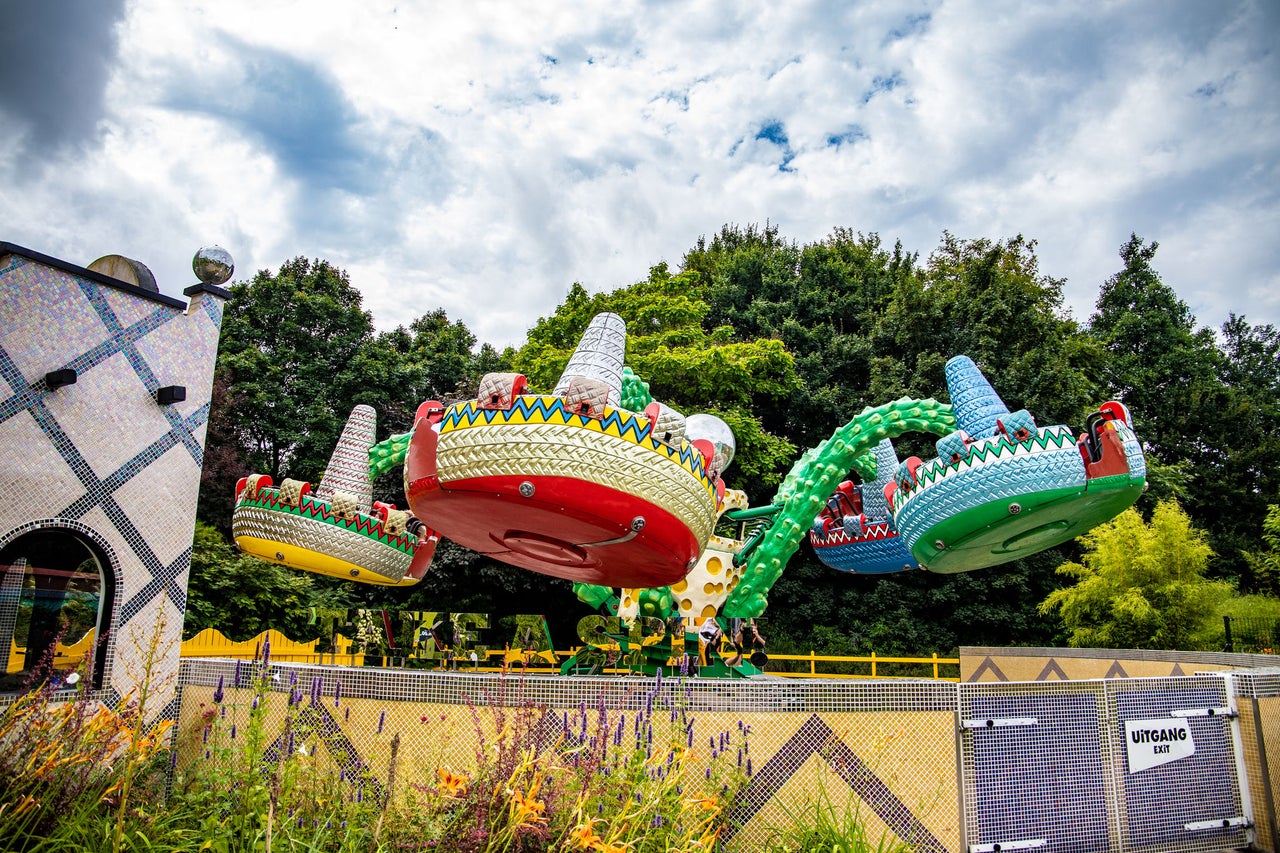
[1039,502,1231,650]
[191,227,1280,655]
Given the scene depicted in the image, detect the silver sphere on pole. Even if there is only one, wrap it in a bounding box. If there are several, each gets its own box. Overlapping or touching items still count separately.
[193,245,234,286]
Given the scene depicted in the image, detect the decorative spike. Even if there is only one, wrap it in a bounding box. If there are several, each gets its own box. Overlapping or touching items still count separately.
[945,355,1009,440]
[553,313,626,407]
[860,439,900,521]
[315,405,376,514]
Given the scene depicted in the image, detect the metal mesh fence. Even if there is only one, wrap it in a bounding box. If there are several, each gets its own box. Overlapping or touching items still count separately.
[1231,671,1280,853]
[1104,676,1249,853]
[959,680,1113,853]
[175,659,962,851]
[175,659,1272,853]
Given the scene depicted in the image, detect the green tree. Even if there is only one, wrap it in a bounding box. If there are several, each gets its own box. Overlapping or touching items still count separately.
[200,257,501,531]
[1204,316,1280,585]
[1088,238,1280,583]
[1087,235,1225,465]
[1039,501,1232,650]
[215,257,379,483]
[185,522,340,640]
[1243,504,1280,597]
[512,265,799,498]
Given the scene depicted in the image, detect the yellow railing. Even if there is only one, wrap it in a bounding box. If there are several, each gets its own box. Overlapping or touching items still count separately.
[762,651,960,681]
[180,629,960,681]
[7,630,97,674]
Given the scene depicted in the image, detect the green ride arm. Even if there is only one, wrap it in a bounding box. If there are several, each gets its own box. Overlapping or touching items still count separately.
[721,397,956,617]
[369,431,412,480]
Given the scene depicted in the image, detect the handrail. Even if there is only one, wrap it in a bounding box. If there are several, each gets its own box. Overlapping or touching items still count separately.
[179,629,960,681]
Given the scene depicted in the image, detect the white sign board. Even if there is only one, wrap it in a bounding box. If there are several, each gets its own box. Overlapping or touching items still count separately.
[1125,717,1195,773]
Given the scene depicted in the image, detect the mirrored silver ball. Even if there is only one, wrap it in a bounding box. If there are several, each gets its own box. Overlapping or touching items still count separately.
[685,413,736,474]
[193,245,234,286]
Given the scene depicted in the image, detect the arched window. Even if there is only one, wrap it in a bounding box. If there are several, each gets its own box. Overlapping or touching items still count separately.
[0,528,115,693]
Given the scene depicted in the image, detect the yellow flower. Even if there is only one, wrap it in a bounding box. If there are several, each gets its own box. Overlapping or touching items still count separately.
[435,767,469,798]
[594,842,631,853]
[509,790,546,826]
[683,796,719,814]
[568,823,603,849]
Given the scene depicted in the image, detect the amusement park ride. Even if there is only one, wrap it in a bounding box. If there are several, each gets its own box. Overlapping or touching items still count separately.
[231,313,1147,677]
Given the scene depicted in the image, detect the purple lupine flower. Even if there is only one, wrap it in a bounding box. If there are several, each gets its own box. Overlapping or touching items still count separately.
[251,695,259,711]
[344,706,350,721]
[297,817,304,829]
[220,705,227,718]
[747,758,753,776]
[170,749,178,769]
[202,726,210,744]
[290,670,299,686]
[738,748,743,767]
[340,769,347,783]
[213,674,225,704]
[377,710,386,734]
[285,731,295,756]
[233,659,243,687]
[204,749,210,760]
[705,767,711,780]
[635,792,642,804]
[656,667,663,687]
[261,636,271,668]
[334,679,342,708]
[680,654,689,677]
[651,814,664,828]
[311,676,322,708]
[355,789,362,803]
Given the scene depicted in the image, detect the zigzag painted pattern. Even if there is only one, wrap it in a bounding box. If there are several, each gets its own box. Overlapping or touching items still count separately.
[813,520,897,546]
[910,425,1076,490]
[893,437,1086,550]
[231,506,413,580]
[234,490,415,552]
[440,397,712,481]
[436,423,718,544]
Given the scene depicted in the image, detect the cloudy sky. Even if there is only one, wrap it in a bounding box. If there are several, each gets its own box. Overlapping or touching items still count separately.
[2,1,1277,348]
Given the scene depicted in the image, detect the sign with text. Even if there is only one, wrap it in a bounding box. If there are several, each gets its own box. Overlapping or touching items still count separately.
[1124,717,1195,773]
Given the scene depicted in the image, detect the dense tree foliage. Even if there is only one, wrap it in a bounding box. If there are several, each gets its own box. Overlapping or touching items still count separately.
[512,265,799,497]
[1039,502,1231,650]
[191,227,1280,654]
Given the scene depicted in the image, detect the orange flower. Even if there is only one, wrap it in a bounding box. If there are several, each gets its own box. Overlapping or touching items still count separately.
[509,790,546,826]
[594,842,631,853]
[568,823,603,849]
[435,767,469,798]
[683,796,719,813]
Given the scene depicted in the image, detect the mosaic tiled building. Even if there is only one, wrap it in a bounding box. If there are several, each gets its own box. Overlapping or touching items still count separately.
[0,241,229,717]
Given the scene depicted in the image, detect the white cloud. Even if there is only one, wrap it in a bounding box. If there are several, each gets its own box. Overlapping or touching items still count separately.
[2,0,1276,349]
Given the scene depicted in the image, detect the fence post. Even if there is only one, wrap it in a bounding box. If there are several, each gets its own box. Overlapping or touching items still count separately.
[871,651,877,678]
[1224,615,1234,653]
[809,650,816,676]
[932,652,939,679]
